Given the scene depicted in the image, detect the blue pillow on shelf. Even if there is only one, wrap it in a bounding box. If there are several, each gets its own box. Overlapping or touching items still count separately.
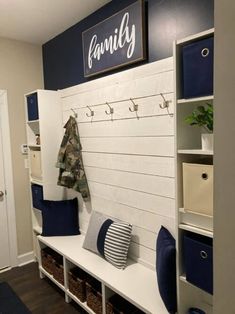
[156,226,177,314]
[40,198,80,236]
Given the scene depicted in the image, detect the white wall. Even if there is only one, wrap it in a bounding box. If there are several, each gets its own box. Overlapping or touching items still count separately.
[0,37,43,256]
[60,57,175,269]
[214,1,235,312]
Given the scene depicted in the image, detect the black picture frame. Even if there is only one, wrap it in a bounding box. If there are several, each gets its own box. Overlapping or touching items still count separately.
[82,0,146,78]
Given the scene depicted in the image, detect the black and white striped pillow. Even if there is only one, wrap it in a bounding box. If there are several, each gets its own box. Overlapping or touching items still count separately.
[95,218,132,269]
[103,222,132,269]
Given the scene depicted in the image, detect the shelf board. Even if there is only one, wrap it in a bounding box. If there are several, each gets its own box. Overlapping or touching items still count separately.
[178,149,213,155]
[30,179,43,185]
[66,290,96,314]
[176,28,214,45]
[39,266,65,292]
[179,208,213,218]
[179,208,213,232]
[179,275,202,290]
[179,275,213,298]
[27,119,39,124]
[179,223,213,238]
[177,95,214,104]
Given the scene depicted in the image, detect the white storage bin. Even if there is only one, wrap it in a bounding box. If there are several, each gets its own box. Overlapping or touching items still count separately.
[183,163,213,217]
[30,150,42,180]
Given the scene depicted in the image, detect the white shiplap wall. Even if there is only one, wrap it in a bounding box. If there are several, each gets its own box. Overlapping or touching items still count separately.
[59,57,175,269]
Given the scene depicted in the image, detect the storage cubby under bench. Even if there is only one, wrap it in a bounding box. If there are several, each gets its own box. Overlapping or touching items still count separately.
[37,234,167,314]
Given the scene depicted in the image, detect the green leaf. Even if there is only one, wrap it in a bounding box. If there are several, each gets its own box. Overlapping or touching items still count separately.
[184,103,213,132]
[197,106,206,113]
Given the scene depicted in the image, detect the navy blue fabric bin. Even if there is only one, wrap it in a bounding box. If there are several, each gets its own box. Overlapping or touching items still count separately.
[31,184,43,210]
[27,93,38,121]
[184,233,213,294]
[182,36,214,98]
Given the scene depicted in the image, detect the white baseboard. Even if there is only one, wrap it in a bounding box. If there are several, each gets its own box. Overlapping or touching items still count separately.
[17,251,35,266]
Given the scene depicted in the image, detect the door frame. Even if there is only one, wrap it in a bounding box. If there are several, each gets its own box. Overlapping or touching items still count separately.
[0,90,18,267]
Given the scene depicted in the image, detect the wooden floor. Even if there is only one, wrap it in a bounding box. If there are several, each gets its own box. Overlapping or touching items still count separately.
[0,262,86,314]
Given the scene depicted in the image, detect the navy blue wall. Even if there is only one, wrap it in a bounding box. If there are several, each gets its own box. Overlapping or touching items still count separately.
[43,0,214,90]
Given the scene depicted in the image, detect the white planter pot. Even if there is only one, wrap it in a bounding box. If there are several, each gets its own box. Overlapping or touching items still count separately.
[201,133,213,151]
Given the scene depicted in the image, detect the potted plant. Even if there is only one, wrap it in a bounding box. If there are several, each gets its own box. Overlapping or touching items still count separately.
[185,103,213,151]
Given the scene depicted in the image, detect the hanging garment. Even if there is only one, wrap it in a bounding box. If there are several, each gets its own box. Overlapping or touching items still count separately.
[56,116,90,201]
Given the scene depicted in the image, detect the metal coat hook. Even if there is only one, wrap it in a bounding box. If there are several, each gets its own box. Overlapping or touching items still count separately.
[71,108,78,118]
[159,93,173,117]
[129,98,139,119]
[86,105,94,122]
[105,102,114,121]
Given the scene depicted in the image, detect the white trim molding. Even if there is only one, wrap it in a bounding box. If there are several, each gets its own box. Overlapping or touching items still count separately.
[17,251,35,267]
[0,90,18,267]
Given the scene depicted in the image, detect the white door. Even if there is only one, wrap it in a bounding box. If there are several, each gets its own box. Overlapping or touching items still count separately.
[0,120,10,269]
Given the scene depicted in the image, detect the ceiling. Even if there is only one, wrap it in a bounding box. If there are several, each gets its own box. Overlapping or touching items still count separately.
[0,0,111,45]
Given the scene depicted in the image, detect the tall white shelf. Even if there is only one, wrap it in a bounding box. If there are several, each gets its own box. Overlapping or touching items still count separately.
[174,28,214,313]
[25,89,64,257]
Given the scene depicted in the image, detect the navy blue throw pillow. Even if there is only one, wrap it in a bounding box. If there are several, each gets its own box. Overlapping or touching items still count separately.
[156,226,177,314]
[41,198,80,236]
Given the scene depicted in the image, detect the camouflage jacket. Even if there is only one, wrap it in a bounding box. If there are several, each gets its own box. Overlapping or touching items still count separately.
[56,116,90,201]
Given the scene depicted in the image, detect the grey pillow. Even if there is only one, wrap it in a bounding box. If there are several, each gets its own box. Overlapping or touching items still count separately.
[82,211,111,253]
[83,211,132,269]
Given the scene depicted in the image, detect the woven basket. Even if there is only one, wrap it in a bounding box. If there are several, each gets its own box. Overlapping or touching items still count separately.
[106,294,143,314]
[41,248,64,285]
[86,279,102,314]
[68,267,87,302]
[41,248,55,275]
[52,261,64,285]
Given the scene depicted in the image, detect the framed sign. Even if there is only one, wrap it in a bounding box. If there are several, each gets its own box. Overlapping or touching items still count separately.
[82,0,146,78]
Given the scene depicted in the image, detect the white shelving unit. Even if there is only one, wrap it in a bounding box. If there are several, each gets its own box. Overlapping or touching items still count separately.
[177,95,214,104]
[178,149,213,155]
[178,224,213,238]
[25,89,64,258]
[174,28,214,313]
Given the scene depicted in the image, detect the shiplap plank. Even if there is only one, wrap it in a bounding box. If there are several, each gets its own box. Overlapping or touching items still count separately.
[81,137,174,156]
[82,152,175,178]
[86,167,175,198]
[134,230,156,249]
[114,72,173,101]
[90,196,175,235]
[131,57,173,78]
[129,242,156,268]
[60,57,173,101]
[77,116,173,137]
[131,73,173,98]
[77,210,156,247]
[131,227,158,250]
[77,196,175,238]
[61,71,173,110]
[89,182,175,218]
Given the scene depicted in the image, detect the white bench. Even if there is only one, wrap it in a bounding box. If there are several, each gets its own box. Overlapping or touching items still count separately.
[37,234,167,314]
